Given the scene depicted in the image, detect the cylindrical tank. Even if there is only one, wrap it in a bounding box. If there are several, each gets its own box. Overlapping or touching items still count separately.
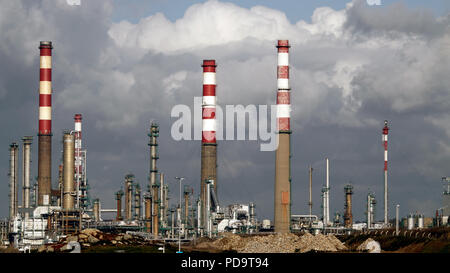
[407,214,415,230]
[262,219,271,229]
[93,199,100,222]
[63,132,75,210]
[417,214,424,229]
[115,190,123,221]
[249,202,256,226]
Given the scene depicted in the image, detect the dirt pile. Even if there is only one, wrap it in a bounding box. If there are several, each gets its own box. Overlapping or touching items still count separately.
[209,232,347,253]
[37,229,149,253]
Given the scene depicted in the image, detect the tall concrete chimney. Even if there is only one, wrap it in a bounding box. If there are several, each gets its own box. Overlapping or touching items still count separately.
[37,41,53,206]
[274,40,291,233]
[200,60,218,231]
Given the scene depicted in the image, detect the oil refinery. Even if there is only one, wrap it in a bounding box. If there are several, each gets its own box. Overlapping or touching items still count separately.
[1,1,450,258]
[1,38,449,254]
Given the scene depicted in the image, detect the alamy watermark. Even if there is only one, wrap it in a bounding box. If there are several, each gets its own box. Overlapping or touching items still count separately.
[171,97,283,152]
[366,0,381,6]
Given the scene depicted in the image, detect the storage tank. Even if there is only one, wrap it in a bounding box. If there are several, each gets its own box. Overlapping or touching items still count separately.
[417,214,424,229]
[262,219,271,229]
[407,214,414,230]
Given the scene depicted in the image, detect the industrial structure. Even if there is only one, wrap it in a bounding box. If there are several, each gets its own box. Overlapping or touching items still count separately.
[37,41,53,207]
[2,39,449,252]
[274,40,292,233]
[382,120,389,226]
[200,59,218,234]
[344,184,353,229]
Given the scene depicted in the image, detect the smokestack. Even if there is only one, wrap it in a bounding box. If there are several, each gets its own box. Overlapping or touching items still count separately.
[382,120,389,225]
[22,136,33,219]
[115,190,123,221]
[9,142,19,219]
[62,132,75,210]
[38,41,53,206]
[274,40,291,233]
[148,123,160,236]
[200,59,218,232]
[344,184,353,229]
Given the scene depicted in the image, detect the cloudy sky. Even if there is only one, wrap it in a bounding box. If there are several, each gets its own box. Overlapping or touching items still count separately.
[1,0,449,223]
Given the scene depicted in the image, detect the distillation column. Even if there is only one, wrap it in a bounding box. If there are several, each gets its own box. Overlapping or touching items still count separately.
[9,143,19,219]
[274,40,292,233]
[344,184,353,229]
[124,174,134,221]
[200,59,218,232]
[148,123,160,236]
[37,41,53,206]
[62,132,75,210]
[22,137,33,219]
[115,190,123,221]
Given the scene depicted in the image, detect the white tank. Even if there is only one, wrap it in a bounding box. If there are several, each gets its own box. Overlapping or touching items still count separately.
[407,214,414,230]
[262,219,271,229]
[417,215,424,229]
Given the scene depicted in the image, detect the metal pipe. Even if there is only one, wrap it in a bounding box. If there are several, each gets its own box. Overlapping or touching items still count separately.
[38,41,53,206]
[395,204,399,235]
[308,166,313,221]
[63,132,75,210]
[274,40,291,233]
[325,157,330,227]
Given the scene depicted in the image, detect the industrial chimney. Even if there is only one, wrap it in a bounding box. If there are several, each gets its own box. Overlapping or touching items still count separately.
[9,142,19,220]
[21,136,33,219]
[62,132,75,210]
[200,59,218,232]
[274,40,292,233]
[382,120,389,225]
[37,41,53,206]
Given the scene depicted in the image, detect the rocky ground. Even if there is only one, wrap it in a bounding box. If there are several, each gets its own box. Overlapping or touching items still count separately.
[36,228,160,253]
[194,232,348,253]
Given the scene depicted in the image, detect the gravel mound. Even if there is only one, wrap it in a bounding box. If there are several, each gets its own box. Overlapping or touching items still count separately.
[209,232,347,253]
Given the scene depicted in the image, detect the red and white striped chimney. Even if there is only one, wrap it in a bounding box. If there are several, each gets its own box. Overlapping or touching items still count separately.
[383,120,389,225]
[202,60,217,143]
[39,41,53,135]
[74,114,82,175]
[74,114,82,207]
[276,40,291,132]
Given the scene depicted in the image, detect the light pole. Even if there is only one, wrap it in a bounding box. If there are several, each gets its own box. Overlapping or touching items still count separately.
[175,176,184,253]
[395,204,400,235]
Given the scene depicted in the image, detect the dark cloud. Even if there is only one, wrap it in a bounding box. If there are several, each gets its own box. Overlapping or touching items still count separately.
[0,0,449,223]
